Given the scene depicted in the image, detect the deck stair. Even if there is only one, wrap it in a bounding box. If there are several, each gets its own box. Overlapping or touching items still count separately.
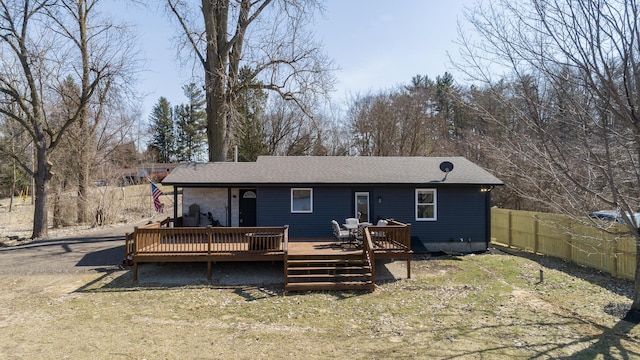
[285,253,374,292]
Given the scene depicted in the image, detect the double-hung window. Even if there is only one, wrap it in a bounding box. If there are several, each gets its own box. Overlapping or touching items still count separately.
[291,188,313,213]
[416,189,437,221]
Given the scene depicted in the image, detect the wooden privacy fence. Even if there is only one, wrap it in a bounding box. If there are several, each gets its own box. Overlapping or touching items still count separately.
[491,208,637,280]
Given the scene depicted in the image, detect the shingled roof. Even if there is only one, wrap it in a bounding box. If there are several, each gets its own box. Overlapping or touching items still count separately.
[162,156,503,186]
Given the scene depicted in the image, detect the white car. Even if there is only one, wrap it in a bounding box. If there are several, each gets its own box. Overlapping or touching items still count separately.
[588,210,640,225]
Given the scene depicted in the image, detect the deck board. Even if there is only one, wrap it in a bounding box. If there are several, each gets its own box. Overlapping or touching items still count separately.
[288,239,362,256]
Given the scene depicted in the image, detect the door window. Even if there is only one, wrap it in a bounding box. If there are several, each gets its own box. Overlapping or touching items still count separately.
[355,192,370,223]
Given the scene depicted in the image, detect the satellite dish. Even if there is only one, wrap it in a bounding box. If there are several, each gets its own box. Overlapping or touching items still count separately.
[439,161,454,182]
[439,161,454,173]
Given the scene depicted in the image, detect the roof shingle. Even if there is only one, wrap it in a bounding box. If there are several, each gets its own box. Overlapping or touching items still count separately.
[162,156,503,186]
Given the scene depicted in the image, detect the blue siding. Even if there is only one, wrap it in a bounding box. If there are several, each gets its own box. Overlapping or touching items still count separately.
[257,187,353,237]
[255,185,490,250]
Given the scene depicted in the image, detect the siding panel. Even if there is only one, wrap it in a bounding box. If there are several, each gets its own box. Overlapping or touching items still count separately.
[255,185,490,251]
[257,187,353,237]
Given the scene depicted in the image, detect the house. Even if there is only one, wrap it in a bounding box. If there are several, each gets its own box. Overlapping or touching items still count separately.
[138,163,178,182]
[112,163,179,186]
[161,156,503,253]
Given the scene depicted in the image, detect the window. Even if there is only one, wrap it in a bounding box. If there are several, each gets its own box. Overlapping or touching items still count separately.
[291,188,313,213]
[416,189,437,221]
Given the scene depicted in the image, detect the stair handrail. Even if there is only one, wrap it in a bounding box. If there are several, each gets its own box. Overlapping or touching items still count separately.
[283,225,289,289]
[363,227,376,286]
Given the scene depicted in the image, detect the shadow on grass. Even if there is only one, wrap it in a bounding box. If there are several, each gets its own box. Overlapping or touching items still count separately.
[492,245,633,299]
[553,317,640,360]
[74,260,397,301]
[71,251,640,358]
[357,307,640,359]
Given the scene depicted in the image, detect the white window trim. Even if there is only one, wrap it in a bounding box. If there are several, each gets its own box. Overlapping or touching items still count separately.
[415,188,437,221]
[291,188,313,213]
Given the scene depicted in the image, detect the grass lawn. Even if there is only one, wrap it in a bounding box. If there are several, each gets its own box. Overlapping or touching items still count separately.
[0,249,638,359]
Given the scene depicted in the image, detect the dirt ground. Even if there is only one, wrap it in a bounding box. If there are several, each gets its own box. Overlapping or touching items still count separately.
[1,198,639,359]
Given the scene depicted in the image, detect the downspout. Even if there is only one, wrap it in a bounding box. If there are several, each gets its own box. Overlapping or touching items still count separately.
[227,187,232,226]
[484,186,493,250]
[173,186,179,225]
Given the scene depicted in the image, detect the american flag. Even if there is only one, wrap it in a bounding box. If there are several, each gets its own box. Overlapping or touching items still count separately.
[151,182,163,213]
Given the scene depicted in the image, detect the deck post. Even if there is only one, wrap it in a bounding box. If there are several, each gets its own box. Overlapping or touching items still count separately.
[124,232,131,266]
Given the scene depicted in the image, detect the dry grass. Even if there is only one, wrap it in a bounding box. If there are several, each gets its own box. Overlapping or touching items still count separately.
[0,250,638,359]
[0,192,639,358]
[0,184,175,243]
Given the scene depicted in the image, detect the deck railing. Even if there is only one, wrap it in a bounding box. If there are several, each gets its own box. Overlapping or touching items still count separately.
[133,226,289,254]
[362,229,376,285]
[366,219,412,278]
[124,219,171,265]
[367,220,411,251]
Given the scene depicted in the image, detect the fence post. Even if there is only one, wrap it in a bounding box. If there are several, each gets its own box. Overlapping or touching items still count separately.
[507,210,513,248]
[533,216,539,254]
[564,218,573,261]
[612,238,619,278]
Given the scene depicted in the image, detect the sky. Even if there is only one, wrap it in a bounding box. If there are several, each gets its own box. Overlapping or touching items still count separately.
[108,0,475,125]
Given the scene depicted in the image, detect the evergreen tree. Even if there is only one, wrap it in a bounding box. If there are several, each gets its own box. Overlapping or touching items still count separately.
[235,66,268,162]
[148,97,175,163]
[175,83,206,162]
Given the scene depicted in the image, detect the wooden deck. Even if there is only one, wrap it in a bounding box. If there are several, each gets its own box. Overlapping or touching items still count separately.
[125,219,412,291]
[288,238,363,255]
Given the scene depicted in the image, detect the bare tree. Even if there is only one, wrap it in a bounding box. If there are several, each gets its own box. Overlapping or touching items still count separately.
[49,0,140,224]
[346,77,462,157]
[167,0,334,161]
[457,0,640,317]
[262,96,320,156]
[0,0,137,238]
[0,104,30,210]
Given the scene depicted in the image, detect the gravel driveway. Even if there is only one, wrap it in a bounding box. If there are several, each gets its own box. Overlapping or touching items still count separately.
[0,225,133,276]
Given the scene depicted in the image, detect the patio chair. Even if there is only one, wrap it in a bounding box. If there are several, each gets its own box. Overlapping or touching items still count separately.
[371,219,389,247]
[331,220,351,244]
[345,217,359,226]
[344,218,368,241]
[183,203,200,226]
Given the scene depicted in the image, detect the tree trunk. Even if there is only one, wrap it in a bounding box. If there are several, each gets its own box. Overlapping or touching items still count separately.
[206,88,228,162]
[9,155,15,213]
[31,146,49,239]
[77,140,90,223]
[76,1,91,224]
[52,187,62,228]
[77,174,88,223]
[625,236,640,321]
[201,0,233,162]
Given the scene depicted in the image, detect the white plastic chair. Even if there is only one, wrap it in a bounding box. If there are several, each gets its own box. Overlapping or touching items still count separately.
[331,220,351,243]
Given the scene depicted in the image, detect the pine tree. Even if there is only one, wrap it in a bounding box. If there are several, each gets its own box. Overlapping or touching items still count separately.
[148,97,175,163]
[175,83,206,162]
[235,66,268,162]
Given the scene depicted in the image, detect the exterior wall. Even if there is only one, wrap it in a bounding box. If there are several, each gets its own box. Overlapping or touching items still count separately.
[257,187,353,237]
[256,185,491,253]
[182,188,229,226]
[412,187,490,253]
[365,186,489,252]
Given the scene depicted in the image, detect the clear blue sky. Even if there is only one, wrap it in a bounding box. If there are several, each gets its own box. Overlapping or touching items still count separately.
[108,0,474,125]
